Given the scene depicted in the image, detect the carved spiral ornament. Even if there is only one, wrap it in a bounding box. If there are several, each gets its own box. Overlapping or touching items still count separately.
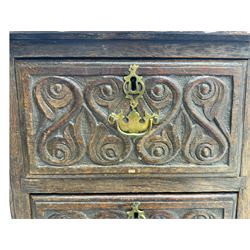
[183,77,229,164]
[34,77,85,166]
[85,78,132,165]
[87,122,131,165]
[182,210,216,219]
[137,77,182,164]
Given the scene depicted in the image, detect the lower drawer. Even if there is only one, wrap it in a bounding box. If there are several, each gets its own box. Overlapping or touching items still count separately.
[31,194,237,219]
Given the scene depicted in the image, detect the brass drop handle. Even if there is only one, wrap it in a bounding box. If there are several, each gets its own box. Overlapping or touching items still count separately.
[127,202,146,219]
[108,64,159,138]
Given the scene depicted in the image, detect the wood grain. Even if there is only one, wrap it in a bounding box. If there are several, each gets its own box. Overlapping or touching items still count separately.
[9,57,31,218]
[10,31,250,41]
[10,40,250,59]
[238,60,250,218]
[21,177,245,194]
[9,32,250,219]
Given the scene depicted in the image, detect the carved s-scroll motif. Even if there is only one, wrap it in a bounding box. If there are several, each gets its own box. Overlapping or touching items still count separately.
[182,210,216,219]
[34,77,85,166]
[84,77,125,120]
[136,77,182,164]
[47,210,88,219]
[84,77,132,165]
[183,77,229,164]
[32,71,231,167]
[44,209,218,219]
[147,210,178,219]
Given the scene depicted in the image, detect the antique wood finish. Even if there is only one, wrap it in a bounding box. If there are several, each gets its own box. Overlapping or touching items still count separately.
[22,177,245,194]
[10,57,31,218]
[15,60,246,176]
[238,60,250,218]
[31,194,237,219]
[10,32,250,59]
[10,31,250,41]
[10,32,250,219]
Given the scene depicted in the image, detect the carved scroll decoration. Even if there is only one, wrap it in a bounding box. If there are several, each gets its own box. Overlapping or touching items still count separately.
[47,210,88,219]
[183,76,229,164]
[182,210,216,219]
[136,77,182,164]
[33,72,230,166]
[45,209,218,219]
[34,77,86,166]
[84,77,132,165]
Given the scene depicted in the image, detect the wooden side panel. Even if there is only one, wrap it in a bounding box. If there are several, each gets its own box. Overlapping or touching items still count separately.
[31,194,237,219]
[9,57,31,218]
[238,60,250,218]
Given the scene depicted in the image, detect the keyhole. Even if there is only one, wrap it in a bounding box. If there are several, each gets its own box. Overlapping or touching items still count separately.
[133,212,139,219]
[130,77,137,91]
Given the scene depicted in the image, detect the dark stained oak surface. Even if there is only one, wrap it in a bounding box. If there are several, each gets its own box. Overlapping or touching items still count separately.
[10,32,250,219]
[22,177,245,194]
[15,60,246,177]
[10,31,250,41]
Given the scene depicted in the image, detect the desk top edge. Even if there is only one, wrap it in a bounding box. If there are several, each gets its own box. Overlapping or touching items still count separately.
[9,31,250,42]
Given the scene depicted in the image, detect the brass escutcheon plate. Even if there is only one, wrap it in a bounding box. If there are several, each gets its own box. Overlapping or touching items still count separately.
[108,64,159,138]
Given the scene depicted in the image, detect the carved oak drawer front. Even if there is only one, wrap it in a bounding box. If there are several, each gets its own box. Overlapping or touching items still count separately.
[31,194,237,219]
[16,60,246,176]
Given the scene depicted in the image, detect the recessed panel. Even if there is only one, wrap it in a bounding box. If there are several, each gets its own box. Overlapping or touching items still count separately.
[15,60,246,176]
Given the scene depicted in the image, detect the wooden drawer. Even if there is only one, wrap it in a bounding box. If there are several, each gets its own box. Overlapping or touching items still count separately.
[31,194,237,219]
[16,60,246,177]
[10,32,250,219]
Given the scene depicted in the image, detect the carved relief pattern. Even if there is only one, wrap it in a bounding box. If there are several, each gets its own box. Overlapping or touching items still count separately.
[34,77,86,166]
[136,77,182,164]
[44,208,219,219]
[84,77,133,165]
[183,77,229,164]
[33,72,230,166]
